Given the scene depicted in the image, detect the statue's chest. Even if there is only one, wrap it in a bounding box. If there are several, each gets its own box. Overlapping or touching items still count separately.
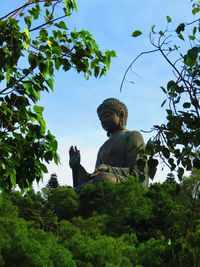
[99,135,126,165]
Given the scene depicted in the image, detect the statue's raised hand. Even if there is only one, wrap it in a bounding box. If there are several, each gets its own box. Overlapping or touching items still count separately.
[69,146,80,170]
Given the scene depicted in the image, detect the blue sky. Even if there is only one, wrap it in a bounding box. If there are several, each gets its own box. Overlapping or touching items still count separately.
[1,1,195,188]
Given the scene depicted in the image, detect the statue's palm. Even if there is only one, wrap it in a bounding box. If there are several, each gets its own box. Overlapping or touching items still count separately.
[69,146,80,169]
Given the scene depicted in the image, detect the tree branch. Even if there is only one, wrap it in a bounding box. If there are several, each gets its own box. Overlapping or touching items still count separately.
[0,0,49,20]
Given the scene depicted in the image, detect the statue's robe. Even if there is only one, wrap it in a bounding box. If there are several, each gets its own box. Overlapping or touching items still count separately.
[95,129,148,186]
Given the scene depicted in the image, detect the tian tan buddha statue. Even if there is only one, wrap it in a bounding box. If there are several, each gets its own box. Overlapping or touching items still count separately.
[69,98,148,189]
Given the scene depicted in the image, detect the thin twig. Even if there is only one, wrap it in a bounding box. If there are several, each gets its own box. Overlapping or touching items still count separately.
[186,18,200,26]
[120,49,159,92]
[29,13,70,32]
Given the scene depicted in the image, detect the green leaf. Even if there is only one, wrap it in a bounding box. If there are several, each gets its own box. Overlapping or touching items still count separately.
[52,139,58,151]
[175,23,185,34]
[192,7,200,15]
[24,16,32,29]
[100,67,106,77]
[183,102,191,108]
[193,158,200,169]
[64,0,69,7]
[162,147,170,159]
[39,29,48,41]
[40,163,48,173]
[159,31,164,36]
[44,151,53,163]
[33,105,44,114]
[23,81,32,93]
[94,66,100,78]
[187,47,199,59]
[53,153,60,164]
[44,0,52,7]
[147,158,158,179]
[184,47,199,67]
[28,5,40,19]
[139,173,146,182]
[55,21,68,30]
[160,86,167,94]
[151,24,156,34]
[193,79,200,86]
[182,158,192,171]
[38,117,46,133]
[193,26,197,35]
[24,28,30,40]
[46,77,54,91]
[184,57,196,67]
[145,140,155,155]
[72,0,78,11]
[28,53,38,69]
[178,33,185,41]
[184,47,200,67]
[109,50,116,57]
[189,35,196,41]
[148,158,158,168]
[132,30,142,37]
[10,173,16,186]
[177,167,184,181]
[166,16,172,23]
[62,58,71,71]
[137,158,146,172]
[6,71,10,84]
[23,41,28,50]
[167,80,176,91]
[161,99,167,107]
[0,190,2,205]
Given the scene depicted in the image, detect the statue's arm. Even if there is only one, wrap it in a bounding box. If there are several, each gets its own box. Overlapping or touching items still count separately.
[69,146,89,187]
[71,164,88,187]
[125,131,148,185]
[126,131,145,174]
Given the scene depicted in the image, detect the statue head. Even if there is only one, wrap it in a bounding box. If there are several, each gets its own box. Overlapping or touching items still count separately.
[97,98,128,133]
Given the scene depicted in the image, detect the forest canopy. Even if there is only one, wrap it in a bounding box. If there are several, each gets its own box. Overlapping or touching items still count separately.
[0,173,200,266]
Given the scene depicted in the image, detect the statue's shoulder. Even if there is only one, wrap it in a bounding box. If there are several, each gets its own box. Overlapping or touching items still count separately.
[124,129,143,139]
[123,130,144,146]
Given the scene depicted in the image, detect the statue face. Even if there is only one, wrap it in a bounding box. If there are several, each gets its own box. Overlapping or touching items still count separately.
[98,108,120,133]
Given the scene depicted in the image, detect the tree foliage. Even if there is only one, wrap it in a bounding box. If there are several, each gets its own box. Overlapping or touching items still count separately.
[0,0,116,191]
[46,173,59,190]
[124,0,200,181]
[0,173,200,266]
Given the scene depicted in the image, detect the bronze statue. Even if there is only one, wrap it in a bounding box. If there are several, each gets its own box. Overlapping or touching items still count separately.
[69,98,148,189]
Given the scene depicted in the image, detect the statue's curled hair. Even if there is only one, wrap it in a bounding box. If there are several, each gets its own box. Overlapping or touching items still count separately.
[97,98,128,129]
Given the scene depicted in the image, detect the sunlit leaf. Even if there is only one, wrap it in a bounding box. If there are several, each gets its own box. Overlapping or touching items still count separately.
[33,105,44,114]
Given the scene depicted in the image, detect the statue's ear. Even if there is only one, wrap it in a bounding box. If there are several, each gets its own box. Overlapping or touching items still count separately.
[120,110,125,117]
[119,111,125,130]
